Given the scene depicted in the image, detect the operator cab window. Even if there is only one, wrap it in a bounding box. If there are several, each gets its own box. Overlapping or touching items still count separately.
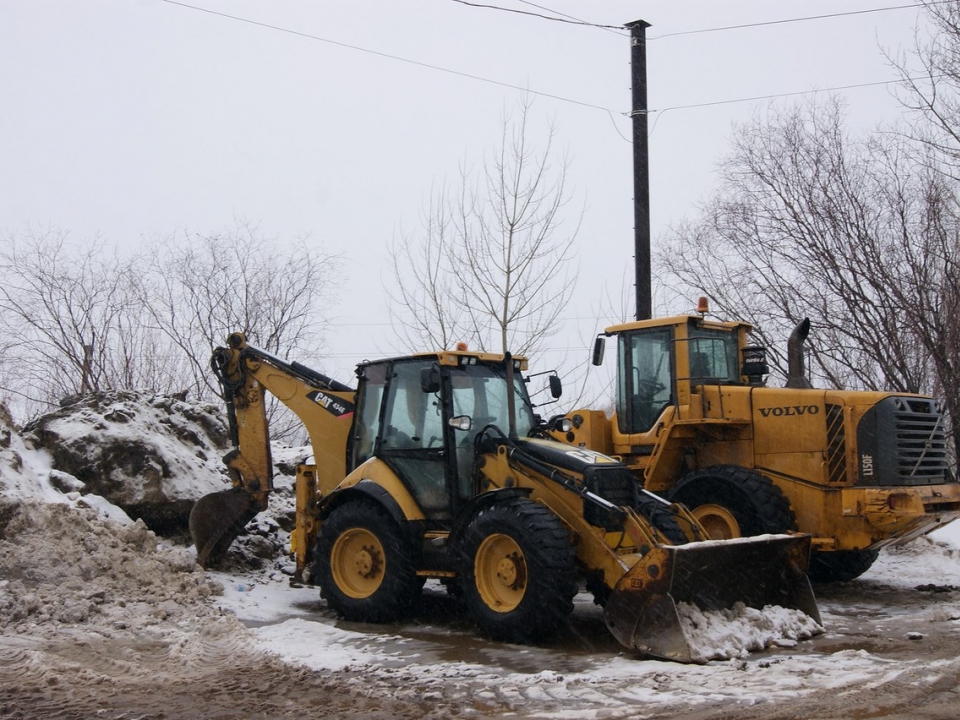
[687,327,739,385]
[450,362,536,500]
[617,328,674,435]
[351,362,386,468]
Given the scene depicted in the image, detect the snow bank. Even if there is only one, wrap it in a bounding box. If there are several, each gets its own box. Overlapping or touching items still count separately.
[678,602,823,662]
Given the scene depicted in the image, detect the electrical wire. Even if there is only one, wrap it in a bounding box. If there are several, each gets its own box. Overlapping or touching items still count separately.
[157,0,938,123]
[448,0,624,31]
[643,78,907,116]
[155,0,619,113]
[649,2,950,40]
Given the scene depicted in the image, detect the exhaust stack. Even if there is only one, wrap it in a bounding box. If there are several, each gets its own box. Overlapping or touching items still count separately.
[786,318,813,389]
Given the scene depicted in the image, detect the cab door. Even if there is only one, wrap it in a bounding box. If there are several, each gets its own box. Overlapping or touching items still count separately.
[376,359,457,520]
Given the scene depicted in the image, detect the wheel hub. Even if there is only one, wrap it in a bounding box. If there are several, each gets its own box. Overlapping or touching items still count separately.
[353,546,381,578]
[692,504,741,539]
[331,527,386,599]
[475,534,527,612]
[496,554,523,588]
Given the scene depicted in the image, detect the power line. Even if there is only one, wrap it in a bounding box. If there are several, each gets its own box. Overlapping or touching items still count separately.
[156,0,930,122]
[447,0,624,31]
[643,78,907,116]
[649,2,948,40]
[156,0,619,113]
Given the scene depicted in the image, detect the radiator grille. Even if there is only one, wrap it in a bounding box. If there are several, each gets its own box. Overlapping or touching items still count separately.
[857,396,949,486]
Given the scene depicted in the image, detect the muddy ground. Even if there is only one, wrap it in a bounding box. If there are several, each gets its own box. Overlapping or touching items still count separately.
[2,502,959,719]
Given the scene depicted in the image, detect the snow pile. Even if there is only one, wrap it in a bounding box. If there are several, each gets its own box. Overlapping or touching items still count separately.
[678,601,824,663]
[0,405,62,503]
[874,533,960,588]
[23,391,231,522]
[0,502,228,636]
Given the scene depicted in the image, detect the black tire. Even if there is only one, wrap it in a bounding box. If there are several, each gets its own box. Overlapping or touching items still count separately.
[458,498,577,643]
[808,548,879,583]
[635,492,689,545]
[315,501,422,622]
[669,465,796,539]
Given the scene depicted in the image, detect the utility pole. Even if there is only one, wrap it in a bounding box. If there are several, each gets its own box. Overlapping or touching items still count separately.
[626,19,651,321]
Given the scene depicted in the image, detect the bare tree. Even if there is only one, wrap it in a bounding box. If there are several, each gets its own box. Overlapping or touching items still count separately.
[659,97,960,457]
[141,224,341,440]
[892,0,960,177]
[390,98,580,358]
[0,226,341,441]
[0,230,169,418]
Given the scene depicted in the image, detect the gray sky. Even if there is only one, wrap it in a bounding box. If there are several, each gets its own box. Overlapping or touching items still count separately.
[0,0,930,383]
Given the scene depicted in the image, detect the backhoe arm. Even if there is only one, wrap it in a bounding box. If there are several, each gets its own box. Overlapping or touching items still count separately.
[190,332,356,567]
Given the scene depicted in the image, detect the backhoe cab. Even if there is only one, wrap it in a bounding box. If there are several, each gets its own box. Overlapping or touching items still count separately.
[556,306,960,582]
[191,334,820,663]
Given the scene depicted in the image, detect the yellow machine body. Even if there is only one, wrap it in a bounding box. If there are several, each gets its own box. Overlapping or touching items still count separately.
[553,314,960,580]
[191,332,821,662]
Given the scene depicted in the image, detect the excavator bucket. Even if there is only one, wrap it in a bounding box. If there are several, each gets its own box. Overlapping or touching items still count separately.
[189,488,260,568]
[603,534,820,663]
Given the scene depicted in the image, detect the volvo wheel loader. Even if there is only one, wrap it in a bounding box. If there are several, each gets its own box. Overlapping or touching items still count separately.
[190,332,821,663]
[552,302,960,582]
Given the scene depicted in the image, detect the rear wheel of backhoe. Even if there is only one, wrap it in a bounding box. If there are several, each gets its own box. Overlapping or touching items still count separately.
[315,501,421,622]
[669,465,796,539]
[459,498,577,643]
[807,548,879,583]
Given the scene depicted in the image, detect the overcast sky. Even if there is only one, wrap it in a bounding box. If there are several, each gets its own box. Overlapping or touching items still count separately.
[0,0,932,383]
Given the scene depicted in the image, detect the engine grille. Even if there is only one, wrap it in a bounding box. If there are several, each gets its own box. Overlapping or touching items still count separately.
[856,396,949,486]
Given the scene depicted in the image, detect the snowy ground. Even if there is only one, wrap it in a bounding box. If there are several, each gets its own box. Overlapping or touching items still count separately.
[204,521,960,719]
[2,417,960,718]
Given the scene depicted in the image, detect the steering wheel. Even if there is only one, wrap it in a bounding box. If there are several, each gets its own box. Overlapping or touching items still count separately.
[635,378,665,397]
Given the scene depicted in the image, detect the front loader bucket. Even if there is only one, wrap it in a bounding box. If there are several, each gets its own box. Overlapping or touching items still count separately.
[603,534,820,663]
[189,488,259,568]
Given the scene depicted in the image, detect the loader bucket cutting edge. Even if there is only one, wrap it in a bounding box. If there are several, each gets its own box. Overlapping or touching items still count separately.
[189,488,259,568]
[603,534,820,663]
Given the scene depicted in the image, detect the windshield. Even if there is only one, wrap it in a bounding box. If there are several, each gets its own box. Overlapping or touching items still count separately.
[450,362,537,437]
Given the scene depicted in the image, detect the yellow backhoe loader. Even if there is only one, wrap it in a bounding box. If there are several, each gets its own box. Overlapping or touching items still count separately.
[552,303,960,582]
[190,332,820,663]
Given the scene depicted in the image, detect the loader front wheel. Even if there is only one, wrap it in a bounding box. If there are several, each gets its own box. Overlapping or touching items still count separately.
[670,465,796,539]
[459,498,577,643]
[316,501,421,623]
[807,548,879,583]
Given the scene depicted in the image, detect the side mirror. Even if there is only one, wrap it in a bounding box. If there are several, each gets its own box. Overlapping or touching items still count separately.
[449,415,472,431]
[592,336,606,366]
[420,364,441,394]
[549,374,562,399]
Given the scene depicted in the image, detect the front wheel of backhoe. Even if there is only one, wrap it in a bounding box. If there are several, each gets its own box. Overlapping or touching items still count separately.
[315,501,422,622]
[459,498,577,643]
[669,465,797,539]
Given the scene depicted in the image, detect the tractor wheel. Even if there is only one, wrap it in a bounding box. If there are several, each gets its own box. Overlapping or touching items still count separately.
[315,501,421,622]
[669,465,796,539]
[459,497,577,643]
[635,492,689,545]
[807,549,879,583]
